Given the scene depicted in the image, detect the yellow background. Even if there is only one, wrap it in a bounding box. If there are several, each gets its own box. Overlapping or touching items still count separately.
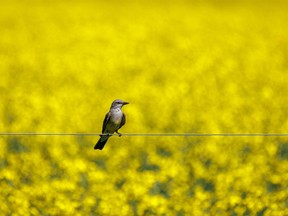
[1,0,288,215]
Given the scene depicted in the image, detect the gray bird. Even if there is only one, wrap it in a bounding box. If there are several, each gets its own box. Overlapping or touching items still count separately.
[94,99,129,150]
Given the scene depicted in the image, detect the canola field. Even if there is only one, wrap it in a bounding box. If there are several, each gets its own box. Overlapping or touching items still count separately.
[1,0,288,215]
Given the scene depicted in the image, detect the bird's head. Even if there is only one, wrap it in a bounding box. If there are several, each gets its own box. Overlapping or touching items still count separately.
[111,99,129,109]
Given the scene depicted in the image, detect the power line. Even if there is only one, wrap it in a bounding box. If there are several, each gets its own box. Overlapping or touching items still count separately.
[0,133,288,137]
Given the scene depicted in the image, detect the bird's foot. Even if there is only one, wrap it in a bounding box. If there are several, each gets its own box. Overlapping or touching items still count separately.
[116,131,122,137]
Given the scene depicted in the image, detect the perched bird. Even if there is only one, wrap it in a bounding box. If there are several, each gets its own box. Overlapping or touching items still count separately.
[94,99,129,150]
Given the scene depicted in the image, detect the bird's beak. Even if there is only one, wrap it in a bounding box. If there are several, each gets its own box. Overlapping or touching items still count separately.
[123,101,129,105]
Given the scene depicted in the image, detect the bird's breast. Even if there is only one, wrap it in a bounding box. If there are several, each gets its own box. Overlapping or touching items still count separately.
[110,109,123,123]
[110,113,123,124]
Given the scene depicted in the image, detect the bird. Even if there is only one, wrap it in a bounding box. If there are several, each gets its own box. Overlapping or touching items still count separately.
[94,99,129,150]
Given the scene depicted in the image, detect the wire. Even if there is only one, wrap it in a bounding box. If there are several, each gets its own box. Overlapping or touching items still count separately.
[0,133,288,137]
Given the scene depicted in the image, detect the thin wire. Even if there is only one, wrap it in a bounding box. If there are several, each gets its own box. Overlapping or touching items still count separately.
[0,133,288,137]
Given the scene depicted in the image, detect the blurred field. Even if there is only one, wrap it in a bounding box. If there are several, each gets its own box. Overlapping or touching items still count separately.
[1,0,288,215]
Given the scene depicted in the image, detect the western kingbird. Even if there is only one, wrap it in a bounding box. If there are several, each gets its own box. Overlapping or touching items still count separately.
[94,99,129,150]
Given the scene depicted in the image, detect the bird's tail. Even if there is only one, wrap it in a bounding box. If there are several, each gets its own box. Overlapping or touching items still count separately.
[94,135,110,150]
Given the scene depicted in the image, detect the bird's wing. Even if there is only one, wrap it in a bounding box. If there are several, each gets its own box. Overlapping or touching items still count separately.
[102,111,111,134]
